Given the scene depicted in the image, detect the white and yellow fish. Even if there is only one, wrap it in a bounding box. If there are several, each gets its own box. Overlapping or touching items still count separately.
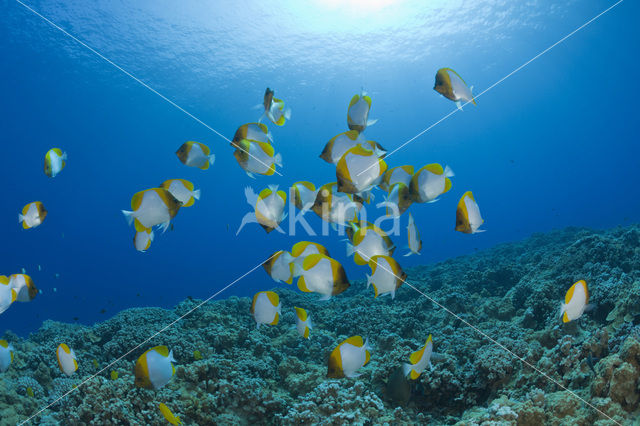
[320,131,386,165]
[233,139,282,178]
[175,141,215,170]
[560,280,593,323]
[455,191,484,234]
[297,254,350,300]
[404,213,422,256]
[233,122,272,145]
[237,185,287,234]
[410,164,454,203]
[291,241,330,277]
[160,179,200,208]
[19,201,47,229]
[336,146,387,195]
[56,343,78,376]
[346,222,395,266]
[434,68,476,111]
[378,182,412,217]
[294,307,313,339]
[251,291,281,328]
[122,188,182,233]
[44,148,67,178]
[291,181,317,211]
[263,250,294,284]
[0,276,17,315]
[159,403,182,425]
[133,229,154,252]
[327,336,372,378]
[311,182,362,228]
[366,255,406,299]
[379,165,413,192]
[347,92,378,132]
[9,274,37,302]
[262,88,291,126]
[403,335,433,379]
[134,346,176,389]
[0,340,14,372]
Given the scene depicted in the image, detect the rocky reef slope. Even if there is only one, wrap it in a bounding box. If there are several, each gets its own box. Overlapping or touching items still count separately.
[1,224,639,425]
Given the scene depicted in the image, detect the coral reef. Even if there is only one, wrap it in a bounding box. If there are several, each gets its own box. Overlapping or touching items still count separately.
[1,224,639,424]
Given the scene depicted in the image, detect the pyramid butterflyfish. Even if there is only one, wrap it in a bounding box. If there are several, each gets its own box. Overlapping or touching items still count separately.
[327,336,372,378]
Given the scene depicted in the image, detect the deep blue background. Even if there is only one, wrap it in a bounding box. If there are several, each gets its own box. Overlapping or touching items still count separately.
[1,0,638,335]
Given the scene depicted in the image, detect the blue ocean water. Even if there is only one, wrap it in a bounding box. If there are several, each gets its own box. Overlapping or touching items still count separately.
[0,0,638,336]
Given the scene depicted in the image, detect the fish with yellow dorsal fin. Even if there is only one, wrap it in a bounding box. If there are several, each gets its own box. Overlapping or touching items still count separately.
[327,336,372,378]
[159,403,182,425]
[291,181,317,211]
[434,68,476,111]
[9,274,37,302]
[251,291,281,328]
[19,202,47,229]
[263,250,294,284]
[336,146,387,195]
[134,346,176,389]
[311,182,362,228]
[403,335,433,379]
[291,241,330,277]
[455,191,485,234]
[232,122,272,147]
[347,91,378,132]
[175,141,215,170]
[410,164,454,203]
[297,254,350,301]
[378,182,412,217]
[346,222,395,266]
[0,276,17,315]
[56,344,78,376]
[294,307,313,339]
[366,255,406,299]
[133,229,154,252]
[262,88,291,126]
[404,213,422,257]
[560,280,594,323]
[0,340,14,372]
[320,131,385,165]
[233,139,282,178]
[160,179,200,208]
[44,148,67,178]
[122,188,182,233]
[380,165,414,192]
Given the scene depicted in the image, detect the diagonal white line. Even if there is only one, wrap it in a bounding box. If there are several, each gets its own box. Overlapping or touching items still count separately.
[13,0,283,177]
[357,0,625,177]
[370,259,620,425]
[18,254,277,425]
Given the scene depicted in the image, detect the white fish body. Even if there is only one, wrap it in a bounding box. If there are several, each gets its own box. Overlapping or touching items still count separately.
[367,256,400,299]
[295,308,313,339]
[405,213,422,256]
[255,185,287,231]
[348,229,392,265]
[464,194,484,233]
[292,182,317,210]
[185,143,212,168]
[328,132,367,164]
[338,147,386,194]
[165,180,200,206]
[245,142,282,176]
[0,281,16,315]
[134,230,154,252]
[0,342,13,372]
[560,280,590,322]
[253,292,281,328]
[340,338,371,378]
[20,203,43,228]
[413,165,454,202]
[128,190,174,231]
[299,257,334,298]
[146,349,176,389]
[403,336,433,379]
[47,149,67,177]
[269,251,294,283]
[9,274,34,302]
[57,345,78,376]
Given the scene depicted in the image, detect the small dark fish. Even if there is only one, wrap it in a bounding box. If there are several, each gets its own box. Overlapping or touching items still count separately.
[385,366,412,406]
[136,293,141,297]
[587,353,600,374]
[100,309,106,314]
[72,317,79,321]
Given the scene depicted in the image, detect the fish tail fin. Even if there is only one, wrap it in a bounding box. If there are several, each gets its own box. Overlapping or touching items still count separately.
[192,189,201,200]
[364,338,372,351]
[61,151,68,161]
[121,210,135,226]
[403,251,413,257]
[208,153,216,165]
[18,214,24,224]
[274,153,283,168]
[444,165,455,178]
[402,363,413,377]
[559,304,566,319]
[307,317,313,330]
[158,221,171,234]
[346,243,355,257]
[455,101,463,111]
[284,108,292,121]
[149,230,155,242]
